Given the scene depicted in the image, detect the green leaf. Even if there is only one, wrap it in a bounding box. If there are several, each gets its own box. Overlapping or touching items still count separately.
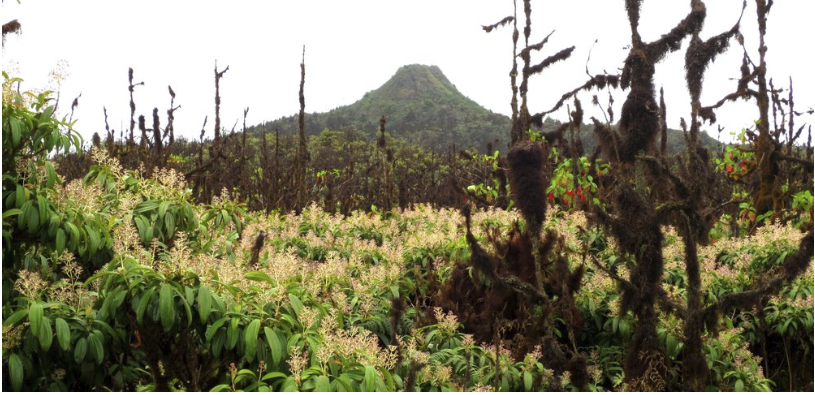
[136,286,156,325]
[55,318,71,351]
[159,283,174,332]
[209,384,231,392]
[134,200,159,214]
[46,162,57,189]
[279,376,297,392]
[74,337,88,363]
[10,117,22,147]
[198,285,213,324]
[15,184,25,209]
[27,202,40,234]
[174,287,193,328]
[288,293,304,316]
[261,371,287,381]
[29,301,43,335]
[245,271,274,284]
[88,333,104,365]
[65,222,80,250]
[93,319,120,343]
[227,317,240,350]
[85,224,101,256]
[735,379,744,392]
[37,195,49,228]
[244,319,261,362]
[9,353,23,391]
[3,309,28,326]
[206,317,229,341]
[265,327,283,367]
[158,201,171,220]
[38,317,53,351]
[56,228,66,253]
[2,208,22,220]
[165,213,176,237]
[212,330,226,359]
[524,371,533,391]
[364,365,376,392]
[111,287,128,312]
[47,212,60,238]
[134,216,148,243]
[314,375,330,392]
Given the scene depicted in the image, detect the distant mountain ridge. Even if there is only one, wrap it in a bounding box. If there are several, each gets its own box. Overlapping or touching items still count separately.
[251,64,720,153]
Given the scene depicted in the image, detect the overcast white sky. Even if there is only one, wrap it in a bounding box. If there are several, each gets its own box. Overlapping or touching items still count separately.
[3,0,813,145]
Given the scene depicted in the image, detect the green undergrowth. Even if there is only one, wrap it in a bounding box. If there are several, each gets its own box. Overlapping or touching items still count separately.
[2,74,813,392]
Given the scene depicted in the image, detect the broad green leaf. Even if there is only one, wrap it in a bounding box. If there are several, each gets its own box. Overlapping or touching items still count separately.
[2,208,22,219]
[158,201,171,220]
[265,327,283,367]
[47,212,60,237]
[93,319,120,343]
[261,371,287,381]
[245,271,274,284]
[165,213,176,237]
[172,287,193,328]
[136,287,156,325]
[211,292,226,314]
[111,287,128,312]
[198,285,212,324]
[37,195,49,228]
[134,200,160,214]
[134,216,148,243]
[209,384,231,392]
[281,377,298,392]
[364,365,376,392]
[27,202,39,234]
[314,376,330,392]
[15,184,25,209]
[227,317,240,350]
[206,317,229,341]
[42,105,55,120]
[524,371,532,391]
[38,317,53,351]
[56,228,66,253]
[29,302,43,334]
[735,379,744,392]
[85,224,101,256]
[160,283,174,332]
[212,330,226,359]
[334,376,354,392]
[65,222,80,250]
[244,319,261,362]
[88,333,104,365]
[74,337,88,363]
[288,293,304,316]
[46,162,57,189]
[10,117,22,147]
[9,353,23,391]
[3,309,28,326]
[55,318,71,351]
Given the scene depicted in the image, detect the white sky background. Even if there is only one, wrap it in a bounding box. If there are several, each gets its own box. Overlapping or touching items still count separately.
[2,0,813,146]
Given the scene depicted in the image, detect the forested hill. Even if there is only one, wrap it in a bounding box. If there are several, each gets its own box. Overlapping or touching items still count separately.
[250,64,720,153]
[251,64,511,150]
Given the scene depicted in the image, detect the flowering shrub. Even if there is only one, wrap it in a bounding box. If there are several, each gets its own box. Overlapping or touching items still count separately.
[2,76,812,391]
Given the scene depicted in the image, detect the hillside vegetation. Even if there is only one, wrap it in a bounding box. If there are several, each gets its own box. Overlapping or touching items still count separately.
[3,0,814,392]
[252,64,719,153]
